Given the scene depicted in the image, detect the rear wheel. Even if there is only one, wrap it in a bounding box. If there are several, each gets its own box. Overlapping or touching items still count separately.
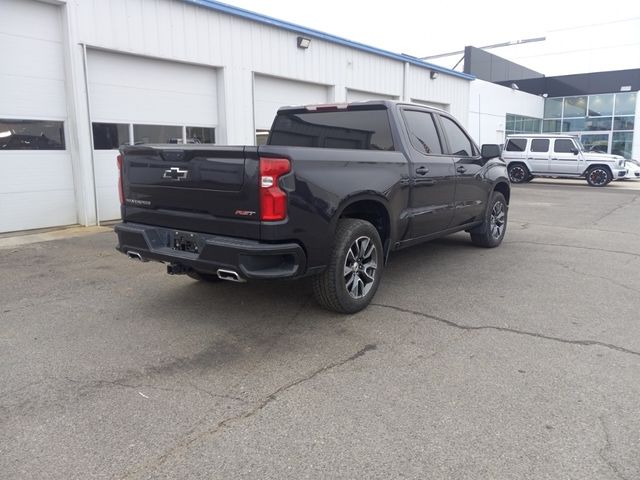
[585,166,612,187]
[508,163,531,184]
[187,270,222,282]
[312,219,383,314]
[470,192,508,248]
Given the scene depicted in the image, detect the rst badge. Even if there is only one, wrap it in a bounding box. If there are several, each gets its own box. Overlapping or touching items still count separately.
[162,167,188,181]
[234,210,256,217]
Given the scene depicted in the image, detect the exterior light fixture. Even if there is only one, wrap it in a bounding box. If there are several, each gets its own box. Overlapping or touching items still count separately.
[297,36,311,49]
[430,71,439,80]
[542,93,548,98]
[511,83,519,90]
[0,130,11,138]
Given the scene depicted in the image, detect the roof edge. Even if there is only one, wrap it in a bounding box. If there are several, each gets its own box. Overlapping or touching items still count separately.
[183,0,475,81]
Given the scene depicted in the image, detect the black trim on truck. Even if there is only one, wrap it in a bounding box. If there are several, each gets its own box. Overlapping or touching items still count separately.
[115,223,306,280]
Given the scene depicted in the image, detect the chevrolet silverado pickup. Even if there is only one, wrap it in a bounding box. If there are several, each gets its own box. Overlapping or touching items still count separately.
[115,101,510,313]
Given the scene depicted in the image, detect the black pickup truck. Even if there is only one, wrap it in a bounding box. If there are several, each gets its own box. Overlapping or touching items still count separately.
[115,101,509,313]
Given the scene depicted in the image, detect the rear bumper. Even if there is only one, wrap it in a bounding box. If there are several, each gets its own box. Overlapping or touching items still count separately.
[115,222,306,280]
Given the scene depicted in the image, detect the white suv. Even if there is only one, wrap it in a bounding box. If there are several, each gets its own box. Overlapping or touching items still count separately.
[503,134,628,187]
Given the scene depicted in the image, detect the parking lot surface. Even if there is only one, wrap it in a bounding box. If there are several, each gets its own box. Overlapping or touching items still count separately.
[2,181,640,479]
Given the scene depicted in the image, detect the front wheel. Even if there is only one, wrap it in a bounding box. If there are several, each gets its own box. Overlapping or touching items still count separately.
[470,192,508,248]
[312,219,383,314]
[585,166,612,187]
[508,163,531,184]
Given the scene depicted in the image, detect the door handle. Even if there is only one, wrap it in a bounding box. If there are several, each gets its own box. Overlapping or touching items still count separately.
[415,166,429,175]
[551,158,558,161]
[456,166,467,173]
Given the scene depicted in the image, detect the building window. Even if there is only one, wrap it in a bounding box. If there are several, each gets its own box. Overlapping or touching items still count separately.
[561,118,585,132]
[542,119,562,133]
[543,92,636,158]
[614,92,637,116]
[543,98,563,118]
[613,116,635,131]
[506,114,541,135]
[0,119,65,150]
[186,127,215,144]
[612,132,633,158]
[587,94,614,116]
[92,123,129,150]
[133,124,183,144]
[584,117,612,131]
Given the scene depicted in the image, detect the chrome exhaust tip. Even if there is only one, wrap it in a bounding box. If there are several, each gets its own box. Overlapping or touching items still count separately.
[216,269,245,283]
[126,251,146,262]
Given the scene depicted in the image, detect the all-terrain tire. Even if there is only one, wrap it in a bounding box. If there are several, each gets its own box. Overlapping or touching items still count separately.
[470,192,508,248]
[312,219,383,314]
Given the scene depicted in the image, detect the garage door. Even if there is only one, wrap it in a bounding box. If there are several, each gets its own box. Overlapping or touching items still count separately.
[254,75,330,131]
[346,89,397,102]
[88,50,219,221]
[0,0,76,233]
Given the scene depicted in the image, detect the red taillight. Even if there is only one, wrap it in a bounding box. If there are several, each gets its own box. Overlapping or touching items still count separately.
[259,157,290,221]
[116,154,124,205]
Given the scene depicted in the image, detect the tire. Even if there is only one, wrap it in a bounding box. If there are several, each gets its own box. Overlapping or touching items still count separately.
[508,163,531,184]
[470,192,508,248]
[312,219,383,314]
[585,166,612,187]
[187,270,222,282]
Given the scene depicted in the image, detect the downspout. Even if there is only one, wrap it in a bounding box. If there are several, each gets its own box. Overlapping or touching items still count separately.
[80,43,100,226]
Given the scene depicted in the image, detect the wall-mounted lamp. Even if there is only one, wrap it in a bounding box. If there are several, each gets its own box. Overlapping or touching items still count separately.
[510,83,519,90]
[430,70,439,80]
[297,36,311,49]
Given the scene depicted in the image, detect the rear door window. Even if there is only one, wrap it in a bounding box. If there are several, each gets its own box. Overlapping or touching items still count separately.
[402,110,442,155]
[505,138,527,152]
[440,116,475,157]
[530,139,550,152]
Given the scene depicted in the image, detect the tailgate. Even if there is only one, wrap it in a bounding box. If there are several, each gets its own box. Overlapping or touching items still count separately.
[121,145,260,239]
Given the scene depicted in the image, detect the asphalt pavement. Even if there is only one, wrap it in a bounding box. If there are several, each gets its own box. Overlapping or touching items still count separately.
[1,180,640,479]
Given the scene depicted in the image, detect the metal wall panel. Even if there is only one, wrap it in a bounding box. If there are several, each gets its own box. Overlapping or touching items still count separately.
[74,0,468,142]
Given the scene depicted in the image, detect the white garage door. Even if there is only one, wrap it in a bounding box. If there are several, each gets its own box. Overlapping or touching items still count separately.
[254,75,330,131]
[0,0,76,233]
[346,89,397,102]
[88,50,219,221]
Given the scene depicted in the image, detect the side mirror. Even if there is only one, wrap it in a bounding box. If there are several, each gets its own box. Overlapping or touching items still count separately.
[570,147,579,155]
[481,144,501,160]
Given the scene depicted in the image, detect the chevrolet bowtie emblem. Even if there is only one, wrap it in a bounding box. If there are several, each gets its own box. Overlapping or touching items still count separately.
[163,167,188,181]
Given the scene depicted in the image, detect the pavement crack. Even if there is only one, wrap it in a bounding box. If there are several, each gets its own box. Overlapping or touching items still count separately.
[505,240,640,259]
[598,415,629,480]
[120,343,377,479]
[592,195,640,226]
[184,381,248,404]
[371,303,640,358]
[563,265,640,295]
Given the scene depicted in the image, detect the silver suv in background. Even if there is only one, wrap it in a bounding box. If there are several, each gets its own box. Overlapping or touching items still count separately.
[503,134,627,187]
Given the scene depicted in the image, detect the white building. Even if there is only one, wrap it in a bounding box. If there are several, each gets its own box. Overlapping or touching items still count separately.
[0,0,474,234]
